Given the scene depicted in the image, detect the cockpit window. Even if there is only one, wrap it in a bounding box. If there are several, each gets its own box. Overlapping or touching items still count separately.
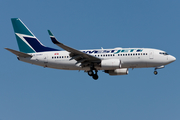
[159,52,168,55]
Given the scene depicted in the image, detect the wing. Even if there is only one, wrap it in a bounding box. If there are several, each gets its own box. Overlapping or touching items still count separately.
[48,30,101,66]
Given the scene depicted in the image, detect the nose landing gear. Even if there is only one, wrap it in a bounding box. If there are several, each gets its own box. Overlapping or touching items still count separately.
[154,70,158,75]
[153,65,164,75]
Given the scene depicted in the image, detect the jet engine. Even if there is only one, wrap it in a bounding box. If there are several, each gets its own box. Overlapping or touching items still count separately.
[101,59,121,69]
[104,68,128,75]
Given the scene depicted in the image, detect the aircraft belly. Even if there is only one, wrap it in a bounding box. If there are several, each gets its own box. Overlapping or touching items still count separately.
[121,57,147,68]
[146,55,168,67]
[19,57,45,67]
[47,60,82,70]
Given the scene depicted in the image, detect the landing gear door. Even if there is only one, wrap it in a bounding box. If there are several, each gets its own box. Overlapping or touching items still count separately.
[149,51,154,59]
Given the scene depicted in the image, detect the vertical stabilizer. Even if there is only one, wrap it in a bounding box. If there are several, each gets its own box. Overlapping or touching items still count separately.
[11,18,58,53]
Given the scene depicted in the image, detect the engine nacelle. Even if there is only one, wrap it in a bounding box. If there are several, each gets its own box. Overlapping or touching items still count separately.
[105,68,128,76]
[101,59,120,70]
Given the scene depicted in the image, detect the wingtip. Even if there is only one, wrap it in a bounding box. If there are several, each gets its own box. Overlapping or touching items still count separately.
[51,37,60,44]
[47,30,59,44]
[48,30,54,36]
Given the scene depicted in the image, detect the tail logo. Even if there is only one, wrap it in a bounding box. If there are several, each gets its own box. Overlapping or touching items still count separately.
[12,18,59,53]
[15,33,36,53]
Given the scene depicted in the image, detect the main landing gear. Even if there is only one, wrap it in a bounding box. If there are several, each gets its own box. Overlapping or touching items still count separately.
[88,69,99,80]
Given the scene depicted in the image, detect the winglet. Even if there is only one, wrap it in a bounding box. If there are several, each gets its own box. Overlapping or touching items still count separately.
[48,30,54,37]
[48,30,59,44]
[47,30,73,52]
[5,48,32,57]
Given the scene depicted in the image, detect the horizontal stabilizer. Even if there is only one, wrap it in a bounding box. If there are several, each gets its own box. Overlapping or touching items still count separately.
[5,48,32,57]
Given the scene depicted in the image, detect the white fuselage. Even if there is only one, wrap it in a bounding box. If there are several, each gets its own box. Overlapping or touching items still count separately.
[18,48,176,71]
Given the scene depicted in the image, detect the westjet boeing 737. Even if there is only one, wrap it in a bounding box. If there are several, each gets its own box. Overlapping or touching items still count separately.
[5,18,176,80]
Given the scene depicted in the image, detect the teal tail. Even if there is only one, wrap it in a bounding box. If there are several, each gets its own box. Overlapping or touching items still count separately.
[11,18,58,53]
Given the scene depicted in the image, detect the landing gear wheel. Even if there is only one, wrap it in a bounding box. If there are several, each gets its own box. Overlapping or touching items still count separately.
[87,64,99,80]
[154,71,158,75]
[92,74,99,80]
[88,71,94,76]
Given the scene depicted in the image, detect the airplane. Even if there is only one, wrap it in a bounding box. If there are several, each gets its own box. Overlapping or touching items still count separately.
[5,18,176,80]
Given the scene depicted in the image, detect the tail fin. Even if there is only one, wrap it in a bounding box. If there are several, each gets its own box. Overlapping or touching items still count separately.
[11,18,58,53]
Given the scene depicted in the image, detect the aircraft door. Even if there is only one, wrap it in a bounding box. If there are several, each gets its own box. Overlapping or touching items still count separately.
[35,54,48,67]
[44,55,48,67]
[149,51,154,59]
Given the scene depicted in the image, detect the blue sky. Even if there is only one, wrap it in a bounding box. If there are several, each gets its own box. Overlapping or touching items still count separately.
[1,0,180,120]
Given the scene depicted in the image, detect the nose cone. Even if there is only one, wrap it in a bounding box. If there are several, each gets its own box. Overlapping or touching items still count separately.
[169,55,176,63]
